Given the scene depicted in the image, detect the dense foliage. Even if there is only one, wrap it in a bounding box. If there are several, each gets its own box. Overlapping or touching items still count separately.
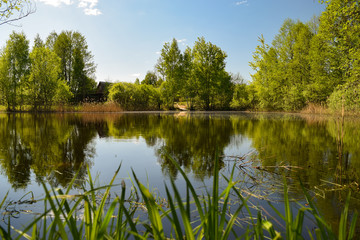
[0,30,95,111]
[1,0,359,112]
[109,82,161,110]
[248,0,360,111]
[110,37,235,110]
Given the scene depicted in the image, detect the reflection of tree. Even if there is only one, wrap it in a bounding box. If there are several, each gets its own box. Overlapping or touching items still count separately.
[236,115,340,188]
[237,114,360,191]
[0,115,32,189]
[235,114,360,232]
[155,115,232,179]
[108,113,233,179]
[0,114,96,189]
[46,116,96,187]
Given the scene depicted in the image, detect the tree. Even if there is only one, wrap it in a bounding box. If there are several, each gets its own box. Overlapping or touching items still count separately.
[192,37,228,110]
[50,30,96,102]
[71,46,96,102]
[0,31,30,111]
[250,20,314,110]
[0,0,35,25]
[28,46,70,110]
[156,38,184,108]
[181,46,196,110]
[319,0,360,82]
[306,32,342,103]
[45,31,58,50]
[250,35,282,109]
[141,71,158,86]
[283,21,313,110]
[230,74,251,110]
[33,33,44,49]
[318,0,360,111]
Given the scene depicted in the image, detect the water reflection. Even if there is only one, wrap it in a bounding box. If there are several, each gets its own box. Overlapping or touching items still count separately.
[0,113,360,213]
[1,112,360,234]
[1,113,360,188]
[0,114,96,189]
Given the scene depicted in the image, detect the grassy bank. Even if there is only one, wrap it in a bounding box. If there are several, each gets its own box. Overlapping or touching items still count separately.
[0,157,358,240]
[1,101,360,116]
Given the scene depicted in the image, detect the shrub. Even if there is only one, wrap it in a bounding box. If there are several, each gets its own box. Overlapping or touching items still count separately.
[328,82,360,112]
[109,82,161,110]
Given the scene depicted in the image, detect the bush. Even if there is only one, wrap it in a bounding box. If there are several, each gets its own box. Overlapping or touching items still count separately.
[328,82,360,112]
[109,82,161,110]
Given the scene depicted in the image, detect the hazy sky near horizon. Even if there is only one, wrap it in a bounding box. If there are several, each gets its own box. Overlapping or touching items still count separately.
[0,0,325,83]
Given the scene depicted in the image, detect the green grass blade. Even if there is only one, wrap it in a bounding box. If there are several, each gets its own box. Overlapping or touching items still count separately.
[256,211,264,240]
[122,204,140,240]
[283,178,293,240]
[98,198,119,237]
[299,180,334,239]
[132,169,164,240]
[219,165,237,235]
[212,155,219,239]
[165,184,184,239]
[339,192,351,240]
[293,206,308,239]
[115,180,127,240]
[0,191,9,209]
[222,204,243,240]
[347,211,358,240]
[167,155,205,222]
[41,182,68,240]
[169,178,195,240]
[91,165,121,239]
[0,225,11,240]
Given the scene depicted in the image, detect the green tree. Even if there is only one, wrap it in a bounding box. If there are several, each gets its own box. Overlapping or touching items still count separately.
[45,31,58,50]
[306,33,342,103]
[181,46,196,110]
[250,20,314,110]
[0,0,35,25]
[284,21,313,109]
[0,31,30,111]
[141,71,158,86]
[50,31,96,102]
[28,46,69,110]
[230,74,251,110]
[72,47,96,101]
[33,33,44,49]
[156,38,183,108]
[192,37,228,110]
[319,0,360,110]
[319,0,360,83]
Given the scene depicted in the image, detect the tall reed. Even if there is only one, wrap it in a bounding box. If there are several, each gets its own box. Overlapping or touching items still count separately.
[0,157,358,239]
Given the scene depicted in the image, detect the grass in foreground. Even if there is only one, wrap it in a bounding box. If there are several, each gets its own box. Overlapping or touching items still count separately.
[0,157,358,239]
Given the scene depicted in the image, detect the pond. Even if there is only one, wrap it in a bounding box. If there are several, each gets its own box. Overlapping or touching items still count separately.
[0,112,359,236]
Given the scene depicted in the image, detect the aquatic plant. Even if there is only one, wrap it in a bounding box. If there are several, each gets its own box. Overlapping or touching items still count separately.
[0,157,358,239]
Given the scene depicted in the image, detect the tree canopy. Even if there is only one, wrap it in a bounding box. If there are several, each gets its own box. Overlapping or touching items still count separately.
[249,0,360,111]
[110,37,234,110]
[0,30,93,111]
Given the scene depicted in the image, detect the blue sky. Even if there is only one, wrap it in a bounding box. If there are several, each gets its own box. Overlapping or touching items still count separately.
[0,0,325,83]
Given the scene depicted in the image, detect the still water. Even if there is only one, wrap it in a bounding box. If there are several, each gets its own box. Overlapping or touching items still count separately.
[0,112,359,235]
